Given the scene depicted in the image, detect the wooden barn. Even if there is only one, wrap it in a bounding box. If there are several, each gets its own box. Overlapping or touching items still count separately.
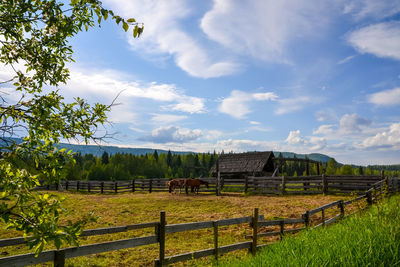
[211,151,276,179]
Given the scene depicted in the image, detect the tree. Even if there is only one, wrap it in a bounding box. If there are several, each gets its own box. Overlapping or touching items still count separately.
[0,0,143,255]
[101,151,109,164]
[166,150,172,167]
[153,149,158,162]
[326,158,339,175]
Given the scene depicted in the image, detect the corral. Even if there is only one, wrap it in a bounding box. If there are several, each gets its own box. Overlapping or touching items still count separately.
[0,191,354,266]
[0,176,396,266]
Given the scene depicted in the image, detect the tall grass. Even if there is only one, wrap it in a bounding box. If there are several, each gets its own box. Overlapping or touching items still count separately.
[220,195,400,267]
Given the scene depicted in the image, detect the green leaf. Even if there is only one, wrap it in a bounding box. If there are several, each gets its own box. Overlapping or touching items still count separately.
[127,18,136,23]
[122,21,129,32]
[133,26,138,37]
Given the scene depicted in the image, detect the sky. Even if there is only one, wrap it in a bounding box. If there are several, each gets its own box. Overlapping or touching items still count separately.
[3,0,400,165]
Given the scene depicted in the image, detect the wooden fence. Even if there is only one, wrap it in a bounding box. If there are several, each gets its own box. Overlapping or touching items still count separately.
[1,178,396,267]
[38,174,399,196]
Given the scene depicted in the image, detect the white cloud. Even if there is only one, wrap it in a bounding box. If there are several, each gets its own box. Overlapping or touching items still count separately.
[347,21,400,60]
[204,130,223,140]
[219,90,253,119]
[343,0,400,20]
[200,0,332,63]
[286,130,305,145]
[367,87,400,106]
[309,136,327,150]
[337,55,356,65]
[151,114,187,125]
[166,96,206,114]
[219,90,278,119]
[313,125,335,135]
[60,67,206,118]
[339,113,371,134]
[275,96,314,115]
[104,0,240,78]
[138,126,202,143]
[252,92,278,101]
[215,139,280,152]
[315,110,337,122]
[361,122,400,149]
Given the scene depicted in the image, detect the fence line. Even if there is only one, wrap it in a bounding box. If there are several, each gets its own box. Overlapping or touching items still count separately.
[1,177,396,266]
[38,175,399,196]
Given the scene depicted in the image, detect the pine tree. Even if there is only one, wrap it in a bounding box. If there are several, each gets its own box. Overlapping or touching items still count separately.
[101,151,109,165]
[167,150,172,167]
[153,150,159,162]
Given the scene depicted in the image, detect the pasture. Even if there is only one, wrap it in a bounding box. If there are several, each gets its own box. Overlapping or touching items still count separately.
[220,194,400,266]
[0,191,352,266]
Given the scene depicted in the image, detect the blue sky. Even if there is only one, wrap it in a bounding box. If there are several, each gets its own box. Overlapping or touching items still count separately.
[3,0,400,165]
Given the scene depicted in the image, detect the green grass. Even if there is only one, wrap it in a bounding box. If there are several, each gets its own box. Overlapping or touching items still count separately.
[0,192,349,266]
[219,195,400,267]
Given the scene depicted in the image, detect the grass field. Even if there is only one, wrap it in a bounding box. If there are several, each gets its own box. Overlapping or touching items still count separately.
[220,194,400,267]
[0,191,353,266]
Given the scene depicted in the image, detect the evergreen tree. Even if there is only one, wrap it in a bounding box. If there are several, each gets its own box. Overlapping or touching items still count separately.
[101,151,109,165]
[167,150,172,167]
[153,150,159,162]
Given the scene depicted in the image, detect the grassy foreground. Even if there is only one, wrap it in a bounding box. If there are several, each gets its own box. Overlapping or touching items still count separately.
[220,194,400,267]
[0,191,349,266]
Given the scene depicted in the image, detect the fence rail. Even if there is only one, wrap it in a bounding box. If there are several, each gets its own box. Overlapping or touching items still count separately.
[1,177,396,267]
[38,175,400,197]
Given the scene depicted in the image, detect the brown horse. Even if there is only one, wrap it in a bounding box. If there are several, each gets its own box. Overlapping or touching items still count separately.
[167,179,185,194]
[184,179,209,194]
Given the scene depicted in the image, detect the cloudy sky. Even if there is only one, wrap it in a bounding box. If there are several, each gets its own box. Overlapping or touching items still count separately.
[5,0,400,165]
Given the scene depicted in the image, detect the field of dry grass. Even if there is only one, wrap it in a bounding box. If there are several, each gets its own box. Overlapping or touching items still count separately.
[0,191,354,266]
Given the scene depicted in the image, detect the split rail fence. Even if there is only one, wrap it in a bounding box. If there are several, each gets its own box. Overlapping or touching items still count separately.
[39,174,389,196]
[1,177,398,267]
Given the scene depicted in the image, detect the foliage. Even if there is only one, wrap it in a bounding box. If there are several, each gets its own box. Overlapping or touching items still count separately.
[0,0,143,255]
[62,151,218,180]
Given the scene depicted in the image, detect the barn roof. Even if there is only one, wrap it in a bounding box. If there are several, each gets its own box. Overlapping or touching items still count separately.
[211,151,274,174]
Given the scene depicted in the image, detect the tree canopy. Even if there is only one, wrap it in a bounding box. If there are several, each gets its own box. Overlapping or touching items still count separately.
[0,0,143,254]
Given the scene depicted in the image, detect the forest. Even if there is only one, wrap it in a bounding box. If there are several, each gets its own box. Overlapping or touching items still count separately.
[58,151,400,181]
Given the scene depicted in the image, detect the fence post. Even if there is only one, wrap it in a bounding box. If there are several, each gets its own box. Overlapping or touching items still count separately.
[100,182,104,194]
[54,250,65,267]
[132,180,135,192]
[322,174,327,195]
[244,175,248,194]
[55,182,59,191]
[216,159,220,196]
[65,180,69,191]
[213,221,219,261]
[114,182,118,193]
[77,181,80,191]
[251,208,259,255]
[279,220,284,241]
[338,200,344,218]
[281,176,286,195]
[321,209,325,227]
[366,190,373,205]
[88,181,91,193]
[156,211,166,267]
[303,210,310,228]
[385,176,389,194]
[149,179,153,193]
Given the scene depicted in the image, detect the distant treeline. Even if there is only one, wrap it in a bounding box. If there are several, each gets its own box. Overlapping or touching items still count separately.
[8,149,400,181]
[64,150,217,180]
[276,153,400,177]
